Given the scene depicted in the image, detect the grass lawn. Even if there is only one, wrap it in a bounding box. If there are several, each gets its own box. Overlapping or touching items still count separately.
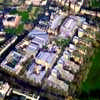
[81,48,100,92]
[80,47,100,99]
[80,97,100,100]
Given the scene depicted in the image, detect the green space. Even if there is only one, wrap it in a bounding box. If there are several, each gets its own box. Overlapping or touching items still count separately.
[5,6,42,36]
[80,97,100,100]
[5,24,24,36]
[29,6,43,20]
[89,0,100,8]
[80,47,100,99]
[81,48,100,91]
[10,10,29,22]
[4,10,29,36]
[2,0,12,6]
[55,38,70,50]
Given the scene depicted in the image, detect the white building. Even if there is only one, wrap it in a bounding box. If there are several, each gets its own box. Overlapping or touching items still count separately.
[0,82,11,99]
[28,29,49,47]
[25,0,47,6]
[64,60,80,73]
[50,14,65,31]
[25,43,39,56]
[26,63,46,84]
[47,75,69,92]
[60,15,86,38]
[36,51,57,69]
[55,65,74,82]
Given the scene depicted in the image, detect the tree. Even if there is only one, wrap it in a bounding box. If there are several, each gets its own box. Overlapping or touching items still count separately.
[5,23,24,36]
[89,0,100,17]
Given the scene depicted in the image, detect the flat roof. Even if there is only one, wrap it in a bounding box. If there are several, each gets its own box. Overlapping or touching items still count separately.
[36,51,56,64]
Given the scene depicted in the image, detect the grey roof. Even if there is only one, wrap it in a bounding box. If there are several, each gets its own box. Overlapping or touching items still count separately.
[28,29,48,38]
[50,15,64,30]
[26,43,39,53]
[28,29,49,43]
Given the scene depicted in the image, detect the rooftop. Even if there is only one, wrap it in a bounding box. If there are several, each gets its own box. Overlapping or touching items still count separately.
[60,15,86,38]
[50,14,65,30]
[0,82,10,98]
[3,14,21,28]
[1,51,23,74]
[26,63,46,84]
[36,51,57,68]
[28,29,48,39]
[47,75,69,92]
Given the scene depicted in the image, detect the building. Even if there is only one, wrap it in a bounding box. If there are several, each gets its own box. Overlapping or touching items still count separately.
[12,0,19,4]
[0,31,6,42]
[25,0,47,6]
[82,21,88,30]
[55,65,74,82]
[11,90,40,100]
[16,39,30,51]
[64,60,80,73]
[68,43,76,53]
[0,82,11,99]
[3,14,21,28]
[25,0,32,5]
[78,28,85,38]
[26,63,46,84]
[0,36,17,56]
[28,29,48,40]
[72,36,79,45]
[48,44,61,54]
[66,0,77,3]
[47,75,69,92]
[36,51,57,69]
[71,50,83,64]
[59,15,86,38]
[55,0,77,4]
[16,38,39,57]
[32,0,47,6]
[25,42,39,56]
[45,67,69,93]
[60,16,78,38]
[0,11,4,31]
[53,0,84,13]
[16,29,49,57]
[1,51,23,74]
[28,29,49,48]
[31,37,46,48]
[57,51,71,66]
[50,14,65,31]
